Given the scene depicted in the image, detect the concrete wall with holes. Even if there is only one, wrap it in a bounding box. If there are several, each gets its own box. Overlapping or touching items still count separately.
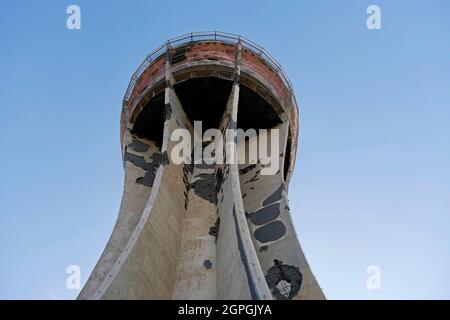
[79,40,324,300]
[237,123,325,300]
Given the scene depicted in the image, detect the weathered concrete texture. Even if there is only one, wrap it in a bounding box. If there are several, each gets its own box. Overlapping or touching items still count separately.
[238,122,325,300]
[78,133,157,299]
[215,83,272,300]
[172,160,218,299]
[98,84,190,299]
[81,34,324,300]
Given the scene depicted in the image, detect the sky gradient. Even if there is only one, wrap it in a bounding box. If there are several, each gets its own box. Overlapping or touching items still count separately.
[1,0,449,299]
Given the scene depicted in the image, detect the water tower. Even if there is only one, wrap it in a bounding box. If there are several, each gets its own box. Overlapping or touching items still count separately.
[78,32,324,300]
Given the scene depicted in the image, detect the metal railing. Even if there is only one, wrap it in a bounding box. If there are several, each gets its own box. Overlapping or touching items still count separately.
[122,31,294,106]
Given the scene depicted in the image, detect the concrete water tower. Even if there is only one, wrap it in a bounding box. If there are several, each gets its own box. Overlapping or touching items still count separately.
[78,32,324,300]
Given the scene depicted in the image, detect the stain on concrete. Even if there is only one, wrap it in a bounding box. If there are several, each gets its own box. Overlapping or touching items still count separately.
[259,246,268,252]
[191,173,217,204]
[239,164,257,175]
[228,119,237,130]
[262,185,284,206]
[128,138,149,153]
[203,259,213,269]
[182,163,193,209]
[245,175,260,184]
[232,205,259,299]
[209,217,220,243]
[125,151,162,187]
[125,152,153,171]
[254,220,286,243]
[164,103,172,120]
[234,73,240,84]
[247,203,280,226]
[224,164,230,178]
[243,163,261,184]
[135,174,154,187]
[265,260,303,300]
[160,151,170,166]
[215,167,224,193]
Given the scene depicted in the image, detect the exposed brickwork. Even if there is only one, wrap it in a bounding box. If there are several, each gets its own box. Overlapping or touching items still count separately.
[121,38,299,181]
[185,42,236,64]
[241,48,290,107]
[127,57,166,114]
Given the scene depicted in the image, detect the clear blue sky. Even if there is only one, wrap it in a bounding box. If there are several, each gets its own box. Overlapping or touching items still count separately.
[1,0,449,299]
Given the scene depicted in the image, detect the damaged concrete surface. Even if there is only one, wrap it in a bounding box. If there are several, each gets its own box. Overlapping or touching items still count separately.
[79,34,324,300]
